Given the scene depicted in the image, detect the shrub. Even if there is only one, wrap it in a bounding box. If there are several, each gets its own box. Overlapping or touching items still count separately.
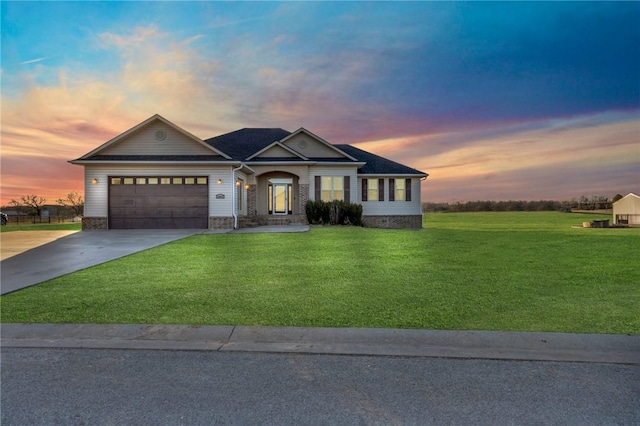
[305,200,362,226]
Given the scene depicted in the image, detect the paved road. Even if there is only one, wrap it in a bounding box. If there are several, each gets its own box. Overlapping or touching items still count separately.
[2,348,638,425]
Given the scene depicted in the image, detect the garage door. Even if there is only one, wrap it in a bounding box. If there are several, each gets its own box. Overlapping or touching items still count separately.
[109,176,208,229]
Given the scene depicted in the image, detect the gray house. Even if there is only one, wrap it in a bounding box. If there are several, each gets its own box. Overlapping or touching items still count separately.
[71,114,428,230]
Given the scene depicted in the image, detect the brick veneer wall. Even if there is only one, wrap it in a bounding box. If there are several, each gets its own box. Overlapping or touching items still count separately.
[298,184,309,219]
[362,215,422,229]
[209,216,234,229]
[246,185,256,216]
[82,217,108,230]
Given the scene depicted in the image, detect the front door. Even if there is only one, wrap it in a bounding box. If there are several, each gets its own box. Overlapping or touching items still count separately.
[273,183,289,214]
[268,178,293,215]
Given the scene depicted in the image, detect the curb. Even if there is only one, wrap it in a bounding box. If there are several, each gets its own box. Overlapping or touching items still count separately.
[2,324,639,364]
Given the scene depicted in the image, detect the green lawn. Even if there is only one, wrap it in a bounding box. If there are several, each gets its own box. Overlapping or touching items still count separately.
[1,212,638,334]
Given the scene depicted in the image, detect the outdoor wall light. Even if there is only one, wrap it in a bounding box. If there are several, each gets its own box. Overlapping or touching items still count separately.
[92,178,99,184]
[217,178,223,184]
[235,180,241,186]
[245,184,250,190]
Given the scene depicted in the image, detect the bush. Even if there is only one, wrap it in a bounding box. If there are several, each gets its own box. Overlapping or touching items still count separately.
[305,200,363,226]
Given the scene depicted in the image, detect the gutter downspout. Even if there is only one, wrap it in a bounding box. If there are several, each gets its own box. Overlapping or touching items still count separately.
[231,164,243,230]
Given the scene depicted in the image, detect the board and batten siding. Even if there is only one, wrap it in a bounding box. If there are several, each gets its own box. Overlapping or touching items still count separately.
[308,166,358,202]
[83,165,234,217]
[358,177,422,215]
[99,123,215,156]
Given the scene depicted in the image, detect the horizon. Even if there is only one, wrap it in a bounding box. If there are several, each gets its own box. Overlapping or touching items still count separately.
[2,2,639,205]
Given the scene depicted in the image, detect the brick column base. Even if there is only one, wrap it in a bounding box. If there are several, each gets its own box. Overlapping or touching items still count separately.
[82,217,108,230]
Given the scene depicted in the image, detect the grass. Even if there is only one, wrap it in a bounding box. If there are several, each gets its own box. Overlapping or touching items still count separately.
[1,212,638,334]
[0,222,82,232]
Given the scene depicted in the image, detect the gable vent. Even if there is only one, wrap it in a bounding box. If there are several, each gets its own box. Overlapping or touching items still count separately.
[155,129,167,141]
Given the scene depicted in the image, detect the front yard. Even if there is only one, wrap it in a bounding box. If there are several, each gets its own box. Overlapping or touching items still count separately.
[1,212,638,334]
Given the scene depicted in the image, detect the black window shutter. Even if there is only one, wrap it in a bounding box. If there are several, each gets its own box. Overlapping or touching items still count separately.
[405,178,412,201]
[362,179,368,201]
[315,176,321,200]
[344,176,350,203]
[378,178,384,201]
[389,178,395,202]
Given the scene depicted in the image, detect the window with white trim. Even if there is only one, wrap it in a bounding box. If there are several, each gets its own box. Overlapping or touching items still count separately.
[321,176,344,201]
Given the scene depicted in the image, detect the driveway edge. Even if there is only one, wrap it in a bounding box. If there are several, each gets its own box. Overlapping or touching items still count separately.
[2,323,639,364]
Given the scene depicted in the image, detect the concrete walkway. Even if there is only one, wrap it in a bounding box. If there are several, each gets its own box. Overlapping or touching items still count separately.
[2,323,638,364]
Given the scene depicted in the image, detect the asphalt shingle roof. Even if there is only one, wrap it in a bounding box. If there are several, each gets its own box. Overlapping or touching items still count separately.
[336,145,427,176]
[205,128,292,160]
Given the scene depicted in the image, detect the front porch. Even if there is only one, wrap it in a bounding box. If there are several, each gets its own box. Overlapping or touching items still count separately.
[239,170,309,229]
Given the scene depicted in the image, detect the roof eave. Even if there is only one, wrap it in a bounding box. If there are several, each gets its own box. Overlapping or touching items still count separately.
[358,172,429,177]
[69,160,239,166]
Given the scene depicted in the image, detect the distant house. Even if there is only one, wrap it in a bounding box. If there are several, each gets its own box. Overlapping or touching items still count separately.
[612,193,640,226]
[70,114,428,230]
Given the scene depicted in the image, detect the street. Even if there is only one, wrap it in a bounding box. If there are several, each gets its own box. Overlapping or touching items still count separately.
[2,348,638,425]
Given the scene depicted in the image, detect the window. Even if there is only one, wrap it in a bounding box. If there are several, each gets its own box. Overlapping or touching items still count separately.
[185,177,195,185]
[362,179,384,201]
[148,177,158,185]
[395,179,405,201]
[160,178,171,184]
[389,178,412,201]
[197,177,207,185]
[136,177,146,185]
[123,178,134,185]
[367,179,378,201]
[111,178,122,185]
[321,176,344,201]
[172,177,183,184]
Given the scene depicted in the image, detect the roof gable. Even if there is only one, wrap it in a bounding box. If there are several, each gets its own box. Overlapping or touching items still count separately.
[78,114,230,160]
[613,193,640,205]
[280,128,358,160]
[247,142,308,160]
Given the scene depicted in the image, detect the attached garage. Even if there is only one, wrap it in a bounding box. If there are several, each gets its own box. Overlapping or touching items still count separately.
[109,176,209,229]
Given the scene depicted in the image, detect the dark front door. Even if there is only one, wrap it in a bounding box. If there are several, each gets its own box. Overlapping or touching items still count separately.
[109,176,208,229]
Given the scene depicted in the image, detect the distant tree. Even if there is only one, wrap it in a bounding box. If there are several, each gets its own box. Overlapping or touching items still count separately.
[57,191,84,217]
[9,194,47,216]
[612,194,624,203]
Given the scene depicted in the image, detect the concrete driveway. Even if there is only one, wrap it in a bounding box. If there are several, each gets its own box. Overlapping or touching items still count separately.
[0,230,204,295]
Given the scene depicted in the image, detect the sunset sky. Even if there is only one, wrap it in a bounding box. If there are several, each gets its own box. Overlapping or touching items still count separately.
[1,1,639,205]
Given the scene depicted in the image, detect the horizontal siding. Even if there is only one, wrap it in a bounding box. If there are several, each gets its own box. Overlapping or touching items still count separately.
[358,177,422,215]
[309,166,358,201]
[100,122,214,156]
[255,145,298,158]
[84,165,234,217]
[613,196,640,215]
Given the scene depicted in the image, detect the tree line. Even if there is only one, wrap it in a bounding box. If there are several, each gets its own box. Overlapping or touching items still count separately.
[2,192,84,217]
[423,194,624,213]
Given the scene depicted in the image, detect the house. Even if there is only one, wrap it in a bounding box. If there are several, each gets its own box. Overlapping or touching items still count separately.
[70,114,428,230]
[612,193,640,226]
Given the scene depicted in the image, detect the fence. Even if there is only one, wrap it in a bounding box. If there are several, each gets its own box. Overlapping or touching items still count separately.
[4,215,76,225]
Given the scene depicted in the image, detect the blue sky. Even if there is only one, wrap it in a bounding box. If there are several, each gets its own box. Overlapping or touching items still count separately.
[1,1,639,204]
